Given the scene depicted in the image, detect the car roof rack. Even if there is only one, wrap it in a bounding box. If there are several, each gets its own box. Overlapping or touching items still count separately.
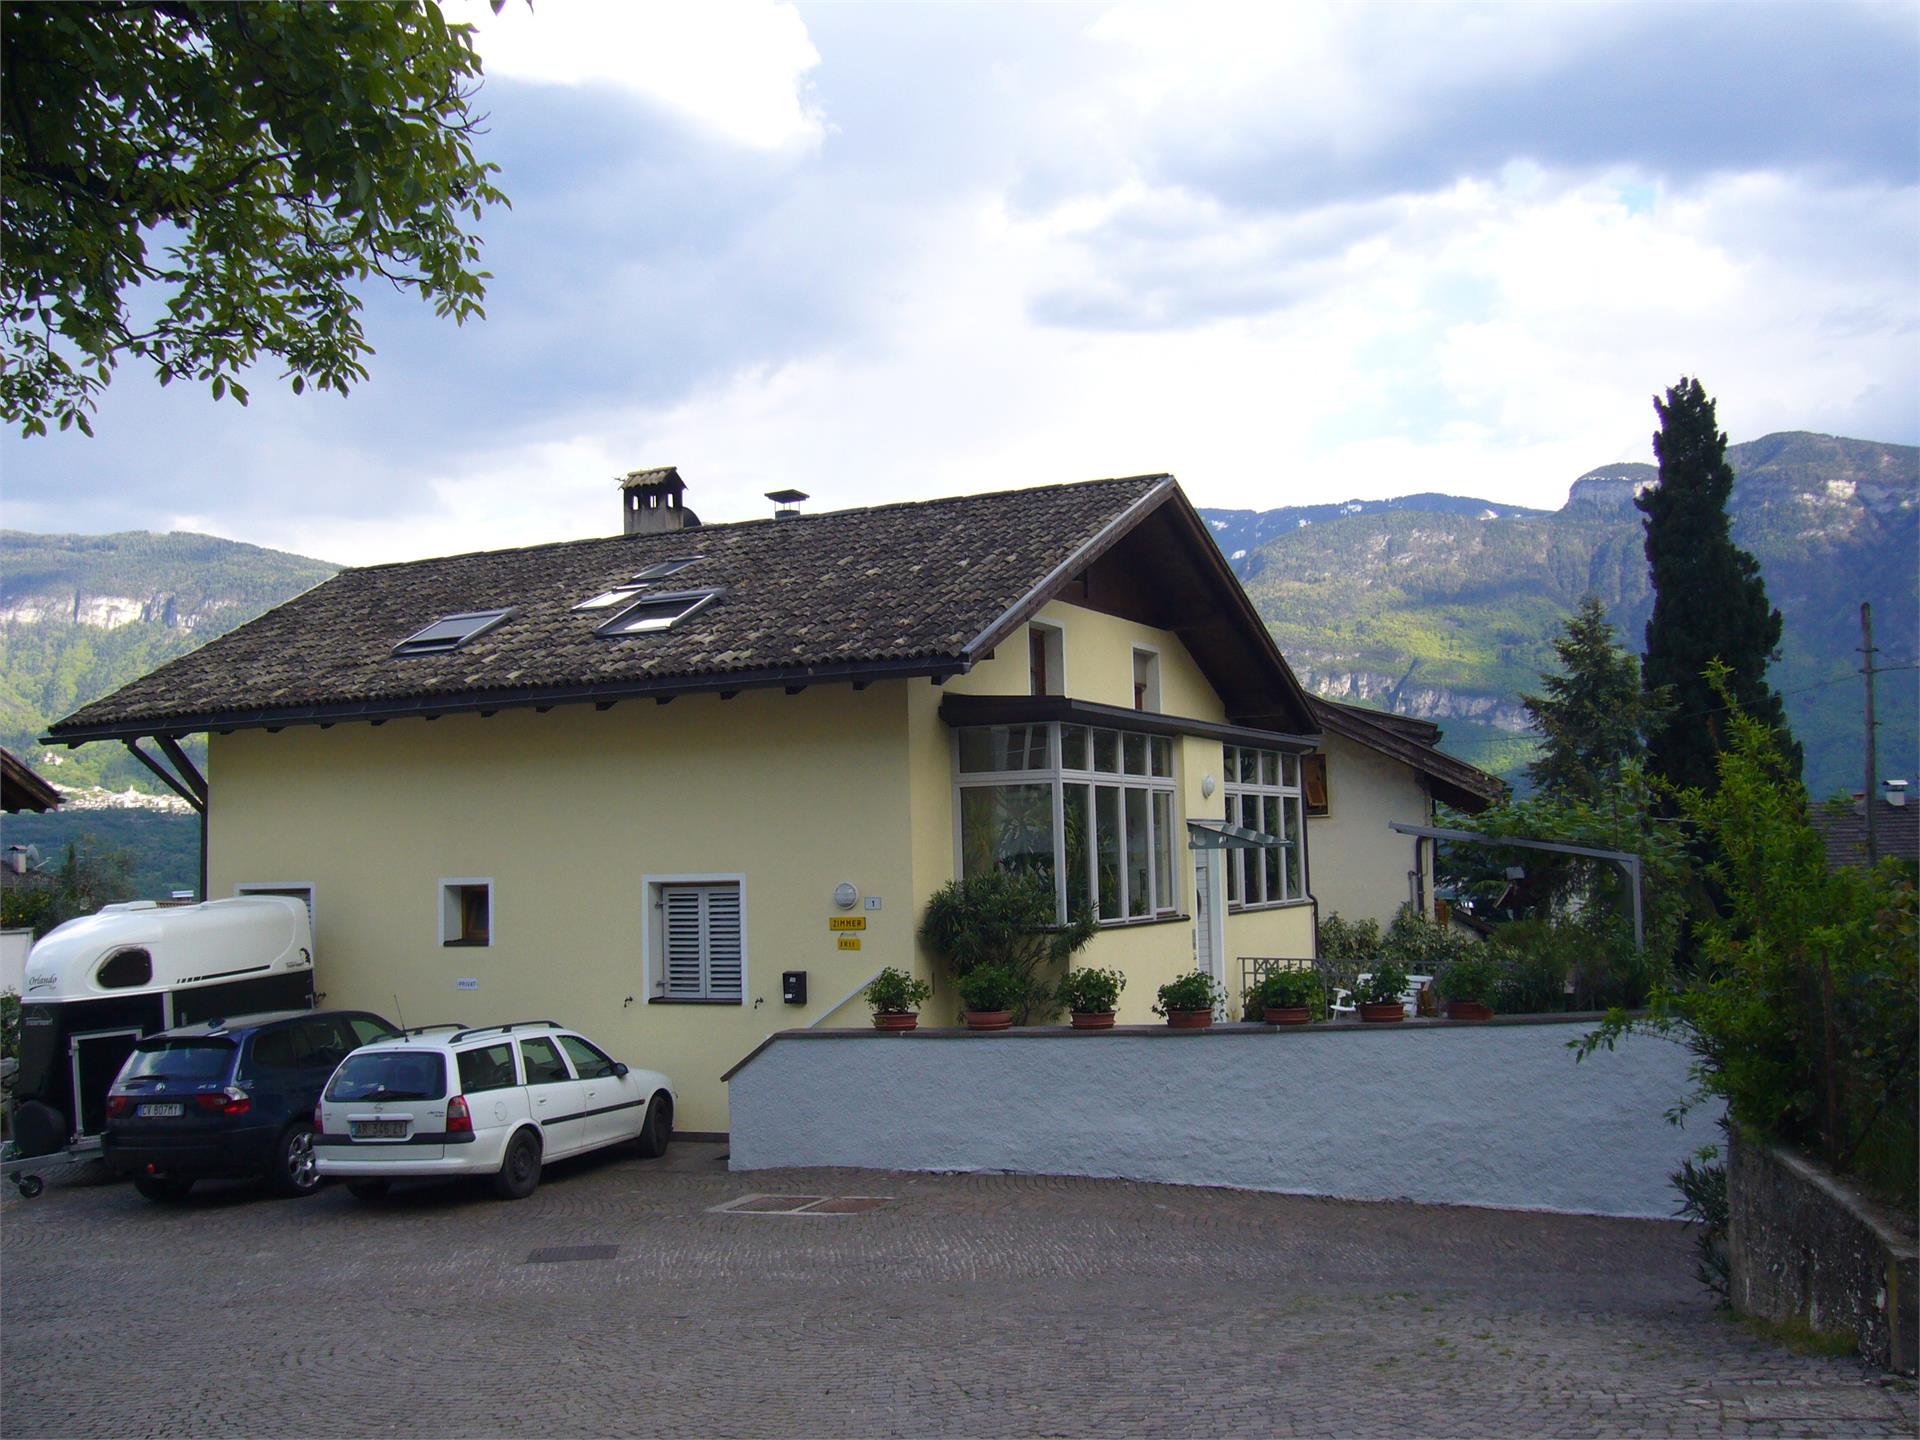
[448,1020,562,1043]
[403,1023,465,1036]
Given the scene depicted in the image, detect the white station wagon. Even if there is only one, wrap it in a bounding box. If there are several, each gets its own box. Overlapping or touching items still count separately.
[314,1021,674,1200]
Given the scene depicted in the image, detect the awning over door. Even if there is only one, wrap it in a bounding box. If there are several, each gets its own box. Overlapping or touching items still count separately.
[1186,818,1284,850]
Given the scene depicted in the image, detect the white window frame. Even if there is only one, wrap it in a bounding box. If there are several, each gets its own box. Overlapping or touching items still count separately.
[1131,646,1161,713]
[642,873,748,1005]
[953,722,1180,926]
[234,883,316,946]
[1222,745,1309,910]
[1028,620,1066,697]
[438,877,494,947]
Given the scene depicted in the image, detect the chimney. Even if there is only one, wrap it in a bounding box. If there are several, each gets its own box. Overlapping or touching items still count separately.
[1884,779,1908,809]
[766,488,809,520]
[619,467,701,535]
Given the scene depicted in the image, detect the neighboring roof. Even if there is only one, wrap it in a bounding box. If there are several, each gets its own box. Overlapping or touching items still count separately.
[46,475,1316,743]
[1,748,60,812]
[1810,794,1920,870]
[1308,697,1507,814]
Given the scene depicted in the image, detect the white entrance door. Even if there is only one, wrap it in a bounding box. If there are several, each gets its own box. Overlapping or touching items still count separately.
[1192,847,1226,1011]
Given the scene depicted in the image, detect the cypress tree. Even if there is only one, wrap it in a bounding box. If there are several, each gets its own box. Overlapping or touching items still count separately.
[1523,595,1661,803]
[1638,377,1800,798]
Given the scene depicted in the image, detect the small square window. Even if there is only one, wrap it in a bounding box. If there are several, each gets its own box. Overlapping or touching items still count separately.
[393,609,512,657]
[440,881,492,947]
[597,589,723,636]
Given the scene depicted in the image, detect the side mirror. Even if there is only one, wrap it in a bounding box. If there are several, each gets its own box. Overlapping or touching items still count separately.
[613,1062,630,1078]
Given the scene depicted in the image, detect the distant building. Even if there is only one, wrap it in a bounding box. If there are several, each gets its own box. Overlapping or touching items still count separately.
[1810,782,1919,870]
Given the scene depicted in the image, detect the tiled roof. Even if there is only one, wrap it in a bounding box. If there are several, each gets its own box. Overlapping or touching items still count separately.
[2,747,60,812]
[1309,697,1507,813]
[1810,795,1920,870]
[49,475,1174,739]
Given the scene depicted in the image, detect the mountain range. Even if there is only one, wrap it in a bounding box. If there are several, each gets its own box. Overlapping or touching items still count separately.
[1198,431,1918,798]
[2,430,1913,816]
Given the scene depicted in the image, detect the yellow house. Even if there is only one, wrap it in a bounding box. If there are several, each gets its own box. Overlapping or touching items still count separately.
[48,471,1395,1134]
[1302,699,1506,930]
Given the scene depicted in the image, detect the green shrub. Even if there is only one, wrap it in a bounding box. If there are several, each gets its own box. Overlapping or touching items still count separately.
[1486,921,1572,1012]
[1153,970,1225,1017]
[1245,969,1318,1018]
[1354,961,1409,1007]
[918,870,1097,1023]
[1317,913,1381,962]
[0,991,17,1064]
[865,966,931,1017]
[1437,952,1499,1005]
[956,964,1024,1013]
[1378,907,1482,973]
[1051,966,1126,1016]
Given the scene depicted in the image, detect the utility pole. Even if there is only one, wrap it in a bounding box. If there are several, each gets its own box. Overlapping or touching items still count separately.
[1861,602,1878,867]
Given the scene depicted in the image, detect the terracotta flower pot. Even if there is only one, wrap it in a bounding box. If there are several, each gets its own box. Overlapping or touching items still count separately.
[1263,1005,1311,1026]
[964,1009,1013,1031]
[1446,1000,1494,1022]
[1165,1008,1214,1029]
[873,1011,919,1032]
[1358,1001,1406,1023]
[1070,1011,1116,1030]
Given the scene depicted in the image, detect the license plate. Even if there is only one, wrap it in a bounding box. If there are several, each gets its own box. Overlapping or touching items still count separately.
[351,1119,408,1139]
[136,1103,183,1118]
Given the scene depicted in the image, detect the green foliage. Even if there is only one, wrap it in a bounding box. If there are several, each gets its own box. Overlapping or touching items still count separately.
[1378,908,1482,974]
[1639,379,1800,796]
[2,1,509,435]
[1435,951,1500,1006]
[0,835,137,938]
[1,812,198,903]
[1354,961,1409,1007]
[1581,667,1918,1208]
[1483,922,1573,1012]
[864,966,931,1017]
[918,870,1096,1024]
[0,990,17,1063]
[956,964,1024,1014]
[1317,913,1382,962]
[1050,966,1126,1016]
[1152,970,1224,1017]
[1245,968,1319,1018]
[1523,596,1666,802]
[1670,1149,1730,1300]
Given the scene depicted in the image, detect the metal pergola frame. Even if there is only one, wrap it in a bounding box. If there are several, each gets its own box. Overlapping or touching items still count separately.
[1390,821,1645,952]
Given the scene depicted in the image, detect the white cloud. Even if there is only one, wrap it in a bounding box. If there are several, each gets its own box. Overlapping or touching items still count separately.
[471,0,825,151]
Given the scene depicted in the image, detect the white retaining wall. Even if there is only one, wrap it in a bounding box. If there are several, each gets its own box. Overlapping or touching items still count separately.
[726,1018,1712,1219]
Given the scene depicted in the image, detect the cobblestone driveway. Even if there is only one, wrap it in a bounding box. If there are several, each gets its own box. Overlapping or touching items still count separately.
[2,1144,1912,1438]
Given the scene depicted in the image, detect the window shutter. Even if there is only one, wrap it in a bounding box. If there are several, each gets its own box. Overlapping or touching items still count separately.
[659,883,744,1001]
[704,886,743,1000]
[662,887,706,998]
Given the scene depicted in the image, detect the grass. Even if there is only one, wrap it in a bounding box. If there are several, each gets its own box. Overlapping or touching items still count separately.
[1736,1311,1859,1360]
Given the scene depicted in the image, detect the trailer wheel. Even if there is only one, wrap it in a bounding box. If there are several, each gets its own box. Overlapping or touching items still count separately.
[16,1175,43,1199]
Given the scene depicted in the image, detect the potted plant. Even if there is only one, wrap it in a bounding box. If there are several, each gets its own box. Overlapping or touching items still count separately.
[865,966,932,1031]
[918,871,1098,1025]
[1052,966,1127,1029]
[956,964,1023,1030]
[1245,969,1318,1025]
[1153,970,1225,1029]
[1354,961,1410,1023]
[1437,951,1499,1021]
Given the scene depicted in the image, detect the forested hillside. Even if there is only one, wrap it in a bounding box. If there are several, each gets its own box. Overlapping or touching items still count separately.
[1203,431,1919,798]
[1,530,336,792]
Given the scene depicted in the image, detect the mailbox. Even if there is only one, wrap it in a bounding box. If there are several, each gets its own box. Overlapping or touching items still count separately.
[782,970,807,1005]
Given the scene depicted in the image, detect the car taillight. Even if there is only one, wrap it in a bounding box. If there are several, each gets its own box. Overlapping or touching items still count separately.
[194,1086,251,1117]
[312,1103,324,1135]
[446,1095,472,1134]
[105,1094,133,1119]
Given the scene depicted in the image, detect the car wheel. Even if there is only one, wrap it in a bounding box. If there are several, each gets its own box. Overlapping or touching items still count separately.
[132,1176,194,1203]
[346,1180,391,1202]
[492,1128,542,1200]
[270,1122,322,1198]
[635,1094,673,1159]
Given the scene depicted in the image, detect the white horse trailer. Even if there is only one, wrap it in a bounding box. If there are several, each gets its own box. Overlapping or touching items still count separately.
[11,896,315,1157]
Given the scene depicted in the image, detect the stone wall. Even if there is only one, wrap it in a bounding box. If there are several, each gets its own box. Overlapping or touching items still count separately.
[726,1016,1713,1219]
[1728,1132,1918,1375]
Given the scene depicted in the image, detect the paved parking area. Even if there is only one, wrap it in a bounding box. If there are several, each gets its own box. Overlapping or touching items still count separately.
[2,1143,1913,1438]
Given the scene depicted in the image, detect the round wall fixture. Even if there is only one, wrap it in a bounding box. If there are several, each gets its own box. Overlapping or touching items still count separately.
[833,882,859,910]
[1201,774,1216,799]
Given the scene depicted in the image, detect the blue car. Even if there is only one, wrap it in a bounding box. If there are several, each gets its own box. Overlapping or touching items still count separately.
[103,1010,398,1202]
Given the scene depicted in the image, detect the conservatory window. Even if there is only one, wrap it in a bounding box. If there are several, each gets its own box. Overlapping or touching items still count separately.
[1222,744,1307,908]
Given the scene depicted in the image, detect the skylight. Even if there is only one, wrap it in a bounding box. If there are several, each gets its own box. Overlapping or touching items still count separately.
[595,589,723,636]
[632,556,703,582]
[392,609,512,657]
[573,587,643,611]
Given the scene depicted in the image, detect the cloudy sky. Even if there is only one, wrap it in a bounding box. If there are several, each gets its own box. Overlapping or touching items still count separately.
[5,0,1916,565]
